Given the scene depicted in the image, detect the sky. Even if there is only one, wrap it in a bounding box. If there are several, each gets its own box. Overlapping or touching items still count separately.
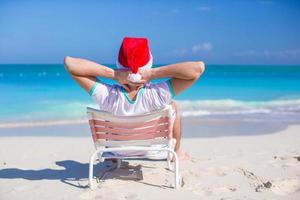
[0,0,299,65]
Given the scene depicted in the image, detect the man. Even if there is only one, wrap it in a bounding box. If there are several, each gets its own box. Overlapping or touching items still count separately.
[64,37,205,159]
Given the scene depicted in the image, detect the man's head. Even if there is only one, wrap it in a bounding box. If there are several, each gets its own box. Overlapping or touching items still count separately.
[116,37,153,84]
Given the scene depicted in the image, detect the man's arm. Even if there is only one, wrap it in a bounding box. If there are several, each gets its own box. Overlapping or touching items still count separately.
[63,56,141,93]
[64,56,114,93]
[142,61,205,96]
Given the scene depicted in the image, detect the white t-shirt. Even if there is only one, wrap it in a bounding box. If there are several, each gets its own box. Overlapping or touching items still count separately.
[89,80,175,116]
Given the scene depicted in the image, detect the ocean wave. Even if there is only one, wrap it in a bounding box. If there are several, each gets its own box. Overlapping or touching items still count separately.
[1,99,300,128]
[176,99,300,117]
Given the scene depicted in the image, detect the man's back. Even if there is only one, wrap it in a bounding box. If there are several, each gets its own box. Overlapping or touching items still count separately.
[90,80,174,116]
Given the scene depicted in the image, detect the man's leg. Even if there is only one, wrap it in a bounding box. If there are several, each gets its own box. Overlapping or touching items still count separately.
[171,102,189,160]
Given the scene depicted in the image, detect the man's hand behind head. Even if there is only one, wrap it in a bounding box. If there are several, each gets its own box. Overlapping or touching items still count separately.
[115,69,146,92]
[138,68,153,83]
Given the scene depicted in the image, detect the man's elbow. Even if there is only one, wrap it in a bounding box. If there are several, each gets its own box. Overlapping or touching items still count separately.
[64,56,75,74]
[193,61,205,79]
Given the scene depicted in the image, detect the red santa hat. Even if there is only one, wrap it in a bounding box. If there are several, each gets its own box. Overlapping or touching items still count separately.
[116,37,153,82]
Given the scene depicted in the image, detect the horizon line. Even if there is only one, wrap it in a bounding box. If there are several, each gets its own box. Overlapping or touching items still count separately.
[1,63,300,67]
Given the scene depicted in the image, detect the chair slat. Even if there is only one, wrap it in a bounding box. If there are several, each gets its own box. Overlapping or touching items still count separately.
[96,138,169,147]
[95,131,168,140]
[95,123,169,135]
[93,117,168,129]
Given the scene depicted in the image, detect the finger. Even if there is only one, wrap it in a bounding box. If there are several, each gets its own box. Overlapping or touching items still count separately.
[129,80,146,85]
[129,82,145,87]
[139,80,147,84]
[138,79,149,84]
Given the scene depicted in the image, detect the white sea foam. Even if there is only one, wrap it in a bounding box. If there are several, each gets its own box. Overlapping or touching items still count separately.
[0,99,300,128]
[176,99,300,117]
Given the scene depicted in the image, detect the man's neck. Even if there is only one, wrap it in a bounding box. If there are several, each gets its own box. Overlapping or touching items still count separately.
[128,85,139,91]
[125,85,143,101]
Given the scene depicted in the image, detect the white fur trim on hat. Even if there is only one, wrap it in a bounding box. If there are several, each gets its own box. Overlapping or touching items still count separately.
[116,51,153,72]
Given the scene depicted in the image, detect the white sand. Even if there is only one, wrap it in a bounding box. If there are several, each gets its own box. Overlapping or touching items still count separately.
[0,125,300,200]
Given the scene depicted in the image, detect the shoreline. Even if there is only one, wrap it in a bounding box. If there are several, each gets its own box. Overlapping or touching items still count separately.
[0,119,88,129]
[0,116,299,138]
[1,98,300,128]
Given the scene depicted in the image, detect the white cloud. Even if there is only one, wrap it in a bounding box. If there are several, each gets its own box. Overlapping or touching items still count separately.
[235,48,300,58]
[196,6,211,11]
[192,42,213,53]
[281,49,300,56]
[235,50,258,56]
[172,42,213,57]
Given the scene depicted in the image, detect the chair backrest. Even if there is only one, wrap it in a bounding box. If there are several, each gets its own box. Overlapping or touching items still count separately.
[86,105,173,148]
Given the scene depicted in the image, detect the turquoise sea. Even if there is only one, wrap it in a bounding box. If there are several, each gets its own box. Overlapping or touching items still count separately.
[0,64,300,127]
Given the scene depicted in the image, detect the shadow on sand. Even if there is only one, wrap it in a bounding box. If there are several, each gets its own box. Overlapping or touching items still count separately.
[0,160,148,189]
[0,160,107,189]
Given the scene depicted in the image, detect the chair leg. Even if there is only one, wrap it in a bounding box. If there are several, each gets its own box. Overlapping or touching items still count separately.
[167,138,177,171]
[89,150,102,189]
[169,150,180,189]
[167,152,173,171]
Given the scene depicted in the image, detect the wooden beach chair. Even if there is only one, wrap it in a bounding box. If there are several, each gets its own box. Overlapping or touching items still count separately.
[87,105,181,189]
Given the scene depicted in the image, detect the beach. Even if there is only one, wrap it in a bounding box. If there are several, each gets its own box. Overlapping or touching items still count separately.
[0,118,300,200]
